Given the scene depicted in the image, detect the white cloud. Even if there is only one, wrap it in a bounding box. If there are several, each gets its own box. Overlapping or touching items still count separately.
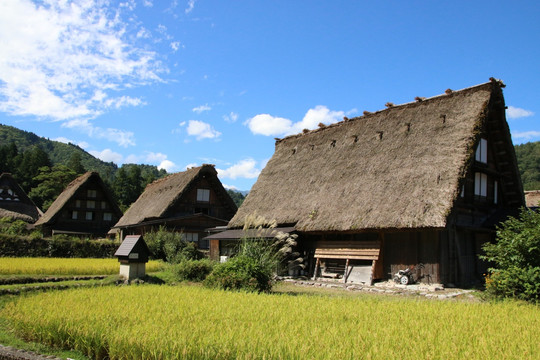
[507,106,534,119]
[0,0,164,121]
[53,137,89,149]
[185,0,197,14]
[186,120,221,140]
[222,184,238,190]
[62,119,136,148]
[244,114,293,136]
[145,152,168,163]
[512,131,540,141]
[171,41,181,52]
[217,159,261,180]
[89,149,123,163]
[192,104,211,113]
[142,0,153,7]
[158,160,177,172]
[245,106,351,137]
[104,96,146,110]
[223,112,239,123]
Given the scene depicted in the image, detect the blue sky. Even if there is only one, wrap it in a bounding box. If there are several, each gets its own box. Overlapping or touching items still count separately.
[0,1,538,191]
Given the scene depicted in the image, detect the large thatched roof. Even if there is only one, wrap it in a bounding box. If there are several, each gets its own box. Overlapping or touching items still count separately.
[0,173,42,223]
[114,164,234,228]
[35,172,120,226]
[229,80,517,232]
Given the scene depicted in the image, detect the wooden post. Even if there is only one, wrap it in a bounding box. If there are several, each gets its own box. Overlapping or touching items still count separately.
[343,258,350,283]
[312,258,320,280]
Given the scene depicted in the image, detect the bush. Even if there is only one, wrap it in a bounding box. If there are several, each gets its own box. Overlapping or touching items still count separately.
[203,255,272,292]
[481,208,540,303]
[0,234,119,258]
[485,267,540,302]
[172,259,215,282]
[144,226,204,263]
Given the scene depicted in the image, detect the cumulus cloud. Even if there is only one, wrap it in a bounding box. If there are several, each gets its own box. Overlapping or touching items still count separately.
[0,0,164,122]
[158,160,177,172]
[507,106,534,119]
[186,120,221,140]
[62,119,136,148]
[223,112,239,123]
[89,149,124,163]
[217,159,261,180]
[512,131,540,141]
[192,104,211,113]
[245,106,352,136]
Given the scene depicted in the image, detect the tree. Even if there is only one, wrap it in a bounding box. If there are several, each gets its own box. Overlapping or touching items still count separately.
[28,165,78,211]
[67,152,86,175]
[16,146,51,192]
[481,208,540,302]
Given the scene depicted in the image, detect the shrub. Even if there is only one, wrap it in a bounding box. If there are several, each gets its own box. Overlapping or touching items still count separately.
[173,259,215,282]
[145,226,204,263]
[481,207,540,303]
[203,255,272,292]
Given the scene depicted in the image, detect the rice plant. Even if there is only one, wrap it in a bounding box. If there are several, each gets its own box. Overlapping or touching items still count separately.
[1,285,538,359]
[0,257,164,276]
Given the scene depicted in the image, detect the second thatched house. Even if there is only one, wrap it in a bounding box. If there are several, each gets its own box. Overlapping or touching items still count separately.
[0,173,42,223]
[111,164,237,250]
[212,79,524,287]
[34,172,123,237]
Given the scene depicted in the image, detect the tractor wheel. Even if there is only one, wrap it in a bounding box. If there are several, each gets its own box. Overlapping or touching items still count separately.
[400,275,409,285]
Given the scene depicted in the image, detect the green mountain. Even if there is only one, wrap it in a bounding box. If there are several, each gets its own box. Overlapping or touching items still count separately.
[0,123,118,181]
[514,141,540,191]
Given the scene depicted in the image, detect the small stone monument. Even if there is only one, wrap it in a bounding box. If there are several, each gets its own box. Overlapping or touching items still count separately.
[114,235,150,280]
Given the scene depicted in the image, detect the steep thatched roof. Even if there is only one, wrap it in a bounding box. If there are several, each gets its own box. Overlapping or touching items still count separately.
[35,172,120,226]
[0,173,42,223]
[113,164,234,228]
[229,80,516,232]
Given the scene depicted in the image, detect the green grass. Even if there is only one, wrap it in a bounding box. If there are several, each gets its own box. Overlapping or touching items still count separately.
[2,285,539,359]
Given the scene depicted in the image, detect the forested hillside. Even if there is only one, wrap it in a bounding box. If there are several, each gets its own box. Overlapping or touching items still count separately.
[514,141,540,190]
[0,124,247,213]
[0,124,118,178]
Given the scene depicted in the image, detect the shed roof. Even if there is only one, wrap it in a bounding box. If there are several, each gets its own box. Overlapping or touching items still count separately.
[114,235,148,257]
[114,164,236,228]
[229,80,520,232]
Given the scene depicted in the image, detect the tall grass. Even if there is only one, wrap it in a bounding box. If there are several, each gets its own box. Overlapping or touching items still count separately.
[0,258,164,276]
[2,285,538,359]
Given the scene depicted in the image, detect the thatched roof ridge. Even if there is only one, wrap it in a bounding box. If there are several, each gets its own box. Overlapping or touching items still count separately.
[0,173,42,223]
[35,172,119,226]
[113,164,226,228]
[229,80,508,231]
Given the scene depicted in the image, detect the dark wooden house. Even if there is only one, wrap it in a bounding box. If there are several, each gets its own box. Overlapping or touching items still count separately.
[0,173,42,223]
[34,172,122,237]
[111,164,237,249]
[222,79,524,287]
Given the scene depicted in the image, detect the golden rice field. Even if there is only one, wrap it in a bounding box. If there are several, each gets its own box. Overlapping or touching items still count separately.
[2,285,539,359]
[0,257,164,276]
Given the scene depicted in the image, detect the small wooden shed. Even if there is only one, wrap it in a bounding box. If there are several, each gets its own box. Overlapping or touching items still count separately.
[114,235,150,280]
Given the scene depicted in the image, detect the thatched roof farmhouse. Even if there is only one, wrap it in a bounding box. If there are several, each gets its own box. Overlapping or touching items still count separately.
[112,164,237,250]
[218,79,524,286]
[0,173,42,223]
[35,172,122,237]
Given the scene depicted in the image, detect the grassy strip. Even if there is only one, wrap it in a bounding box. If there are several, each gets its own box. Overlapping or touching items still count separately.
[0,295,89,360]
[2,285,539,359]
[0,257,164,275]
[0,276,120,295]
